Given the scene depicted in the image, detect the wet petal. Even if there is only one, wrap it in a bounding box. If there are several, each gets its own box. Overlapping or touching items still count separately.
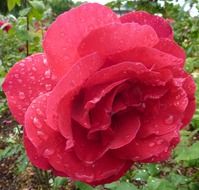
[23,130,51,170]
[161,86,189,112]
[113,131,179,161]
[2,53,57,124]
[24,93,66,155]
[120,11,173,39]
[154,38,186,61]
[48,146,132,185]
[110,112,140,149]
[43,3,119,77]
[78,23,159,57]
[46,53,104,137]
[72,121,111,163]
[182,100,196,127]
[85,62,147,88]
[107,47,183,70]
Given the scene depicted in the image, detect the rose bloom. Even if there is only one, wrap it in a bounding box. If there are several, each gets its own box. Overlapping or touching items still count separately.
[0,20,12,32]
[2,3,196,185]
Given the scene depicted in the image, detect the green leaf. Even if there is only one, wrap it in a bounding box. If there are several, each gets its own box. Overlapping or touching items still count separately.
[7,0,17,11]
[175,142,199,161]
[115,182,138,190]
[53,177,67,188]
[105,181,138,190]
[75,181,94,190]
[19,7,31,16]
[104,182,119,189]
[29,0,45,12]
[133,169,149,181]
[145,177,175,190]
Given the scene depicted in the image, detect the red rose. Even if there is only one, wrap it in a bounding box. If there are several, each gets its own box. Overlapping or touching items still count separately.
[0,21,12,32]
[2,3,196,185]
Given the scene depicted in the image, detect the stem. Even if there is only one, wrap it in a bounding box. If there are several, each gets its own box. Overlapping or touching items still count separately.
[25,0,29,56]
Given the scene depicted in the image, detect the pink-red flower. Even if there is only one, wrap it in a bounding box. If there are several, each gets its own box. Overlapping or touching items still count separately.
[0,21,11,32]
[2,3,196,185]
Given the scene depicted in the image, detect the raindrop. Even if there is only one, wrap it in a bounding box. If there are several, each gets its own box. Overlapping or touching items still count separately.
[14,74,19,78]
[44,70,51,78]
[149,142,155,147]
[32,67,37,71]
[43,148,55,157]
[19,92,25,100]
[33,117,42,129]
[36,108,43,116]
[164,115,174,125]
[157,139,163,145]
[37,131,48,140]
[19,62,25,67]
[18,79,23,84]
[43,58,47,65]
[45,84,52,91]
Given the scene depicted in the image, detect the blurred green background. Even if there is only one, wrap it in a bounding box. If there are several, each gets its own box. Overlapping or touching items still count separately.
[0,0,199,189]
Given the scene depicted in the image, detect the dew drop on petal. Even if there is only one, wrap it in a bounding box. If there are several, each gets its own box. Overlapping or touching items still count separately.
[157,139,164,145]
[37,131,48,140]
[164,115,174,125]
[45,84,52,91]
[36,108,43,116]
[43,148,55,157]
[149,142,155,147]
[33,117,42,129]
[44,70,51,79]
[19,92,25,100]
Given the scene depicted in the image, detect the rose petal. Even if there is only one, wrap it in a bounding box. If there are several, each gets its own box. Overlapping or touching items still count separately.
[78,23,159,57]
[72,79,126,129]
[120,11,173,39]
[85,62,147,88]
[72,120,111,163]
[24,93,68,156]
[43,3,119,78]
[161,86,188,112]
[48,146,132,185]
[2,53,57,124]
[46,53,104,137]
[107,47,184,70]
[183,75,196,98]
[24,130,51,170]
[110,112,140,149]
[137,113,182,138]
[113,131,179,161]
[154,38,186,61]
[182,100,196,127]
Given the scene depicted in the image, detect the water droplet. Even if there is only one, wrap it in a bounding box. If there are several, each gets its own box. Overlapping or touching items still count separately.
[17,79,22,83]
[36,108,43,116]
[33,117,42,129]
[45,84,52,91]
[19,92,25,99]
[14,73,19,78]
[157,139,163,145]
[32,67,37,71]
[30,76,36,80]
[43,58,47,65]
[164,115,174,125]
[44,70,51,78]
[43,148,55,157]
[134,156,140,160]
[149,142,155,147]
[37,131,48,140]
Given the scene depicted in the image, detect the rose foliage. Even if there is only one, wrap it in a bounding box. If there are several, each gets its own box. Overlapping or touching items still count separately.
[2,3,196,185]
